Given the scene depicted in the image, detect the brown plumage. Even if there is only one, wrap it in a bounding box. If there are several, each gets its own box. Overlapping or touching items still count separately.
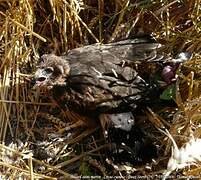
[34,37,163,121]
[34,37,192,165]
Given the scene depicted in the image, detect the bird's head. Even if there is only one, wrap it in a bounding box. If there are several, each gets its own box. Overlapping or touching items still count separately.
[34,54,70,89]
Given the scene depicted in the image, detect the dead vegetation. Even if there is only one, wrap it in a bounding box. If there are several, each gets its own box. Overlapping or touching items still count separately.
[0,0,201,179]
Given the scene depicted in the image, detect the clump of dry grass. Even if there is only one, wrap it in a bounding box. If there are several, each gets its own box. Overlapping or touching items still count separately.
[0,0,201,179]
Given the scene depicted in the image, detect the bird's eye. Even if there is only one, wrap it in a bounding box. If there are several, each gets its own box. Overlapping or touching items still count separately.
[44,67,54,74]
[37,77,46,82]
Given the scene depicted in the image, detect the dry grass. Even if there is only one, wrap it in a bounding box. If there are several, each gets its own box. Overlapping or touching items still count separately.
[0,0,201,179]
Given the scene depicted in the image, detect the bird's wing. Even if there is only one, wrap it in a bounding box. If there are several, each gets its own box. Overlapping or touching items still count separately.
[65,38,163,64]
[62,40,156,114]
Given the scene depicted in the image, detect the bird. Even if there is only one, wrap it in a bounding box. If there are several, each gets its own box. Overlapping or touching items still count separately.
[34,36,191,165]
[34,36,164,127]
[34,36,192,126]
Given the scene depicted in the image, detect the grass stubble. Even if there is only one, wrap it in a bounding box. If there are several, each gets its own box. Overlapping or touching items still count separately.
[0,0,201,179]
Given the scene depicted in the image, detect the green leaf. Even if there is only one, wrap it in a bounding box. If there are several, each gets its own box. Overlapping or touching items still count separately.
[160,84,176,100]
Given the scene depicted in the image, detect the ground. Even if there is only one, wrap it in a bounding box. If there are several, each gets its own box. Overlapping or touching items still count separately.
[0,0,201,179]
